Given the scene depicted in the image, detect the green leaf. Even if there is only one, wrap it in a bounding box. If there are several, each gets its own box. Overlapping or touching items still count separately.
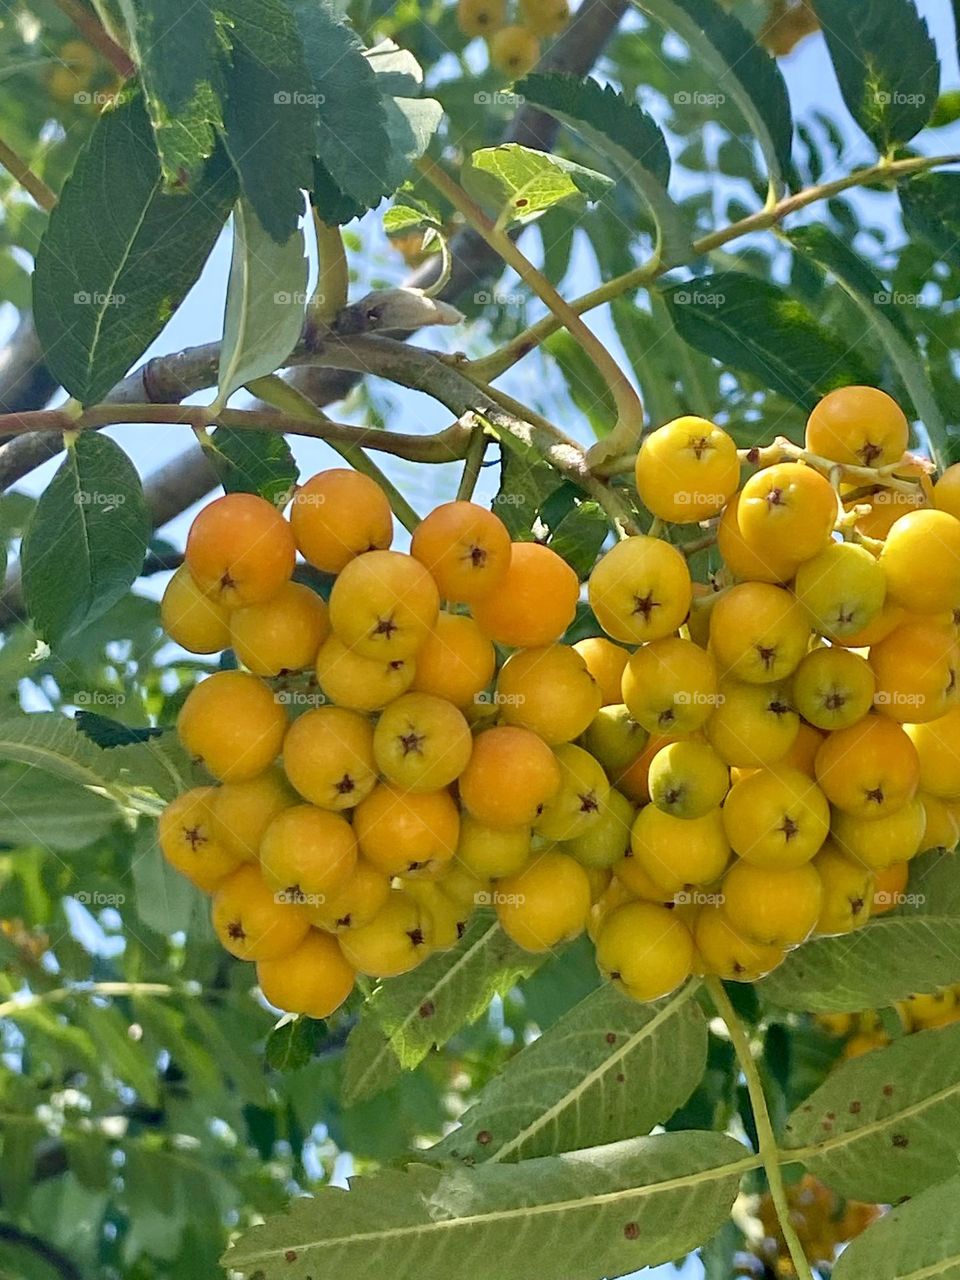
[809,0,940,151]
[548,501,611,579]
[383,204,443,237]
[265,1017,324,1072]
[118,0,224,182]
[21,435,151,644]
[289,0,392,208]
[223,1131,751,1280]
[787,223,948,465]
[492,433,565,541]
[544,329,617,438]
[0,713,189,809]
[462,144,614,229]
[900,172,960,272]
[663,271,877,410]
[365,41,442,190]
[515,74,693,266]
[430,983,706,1164]
[75,711,164,748]
[341,916,543,1103]
[783,1023,960,1202]
[208,427,299,504]
[0,765,117,850]
[832,1171,960,1278]
[631,0,794,193]
[216,199,308,405]
[219,0,317,242]
[32,94,237,405]
[758,914,960,1012]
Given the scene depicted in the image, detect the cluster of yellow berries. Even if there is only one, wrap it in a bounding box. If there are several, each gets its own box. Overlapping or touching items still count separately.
[818,982,960,1061]
[743,1174,880,1277]
[155,382,960,1023]
[456,0,570,79]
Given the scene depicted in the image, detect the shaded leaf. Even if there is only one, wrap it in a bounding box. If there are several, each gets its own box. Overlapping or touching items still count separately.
[223,1131,751,1279]
[463,144,614,228]
[33,94,237,404]
[900,172,960,272]
[21,435,151,644]
[783,1023,960,1202]
[832,1170,960,1278]
[208,427,299,504]
[431,983,706,1164]
[810,0,940,151]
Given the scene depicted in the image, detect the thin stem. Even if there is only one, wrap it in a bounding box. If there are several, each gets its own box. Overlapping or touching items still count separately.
[0,138,57,211]
[0,981,176,1021]
[309,214,349,328]
[0,402,471,464]
[471,150,960,382]
[707,977,816,1280]
[456,423,489,501]
[416,156,645,448]
[741,436,923,493]
[54,0,135,76]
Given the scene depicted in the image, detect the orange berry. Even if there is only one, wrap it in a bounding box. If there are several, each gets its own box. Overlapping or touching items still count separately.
[210,766,296,861]
[289,468,393,572]
[329,550,439,659]
[177,670,286,782]
[305,859,392,933]
[870,618,960,724]
[458,725,562,827]
[158,788,243,891]
[161,565,231,654]
[573,637,630,705]
[496,850,591,952]
[934,462,960,520]
[185,492,295,607]
[588,536,692,645]
[717,497,801,584]
[282,706,377,810]
[709,582,809,683]
[805,385,909,468]
[872,861,910,913]
[230,581,329,676]
[634,416,740,523]
[879,509,960,614]
[496,644,601,743]
[211,863,310,960]
[354,784,459,878]
[315,634,415,712]
[410,501,511,603]
[736,462,837,562]
[259,805,357,900]
[815,715,920,819]
[372,692,473,791]
[472,541,578,648]
[410,612,496,709]
[257,929,355,1018]
[488,24,540,77]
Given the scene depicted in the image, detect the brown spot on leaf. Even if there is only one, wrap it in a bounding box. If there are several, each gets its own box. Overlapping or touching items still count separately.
[477,1130,492,1146]
[892,1133,909,1148]
[419,1001,435,1019]
[623,1222,640,1240]
[605,1032,617,1045]
[285,1251,298,1263]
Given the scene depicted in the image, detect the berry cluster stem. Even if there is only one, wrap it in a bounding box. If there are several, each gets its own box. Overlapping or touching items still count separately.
[707,976,815,1280]
[740,436,923,494]
[416,156,646,455]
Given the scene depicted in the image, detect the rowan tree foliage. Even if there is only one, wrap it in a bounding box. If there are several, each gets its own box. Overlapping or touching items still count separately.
[1,1,960,1278]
